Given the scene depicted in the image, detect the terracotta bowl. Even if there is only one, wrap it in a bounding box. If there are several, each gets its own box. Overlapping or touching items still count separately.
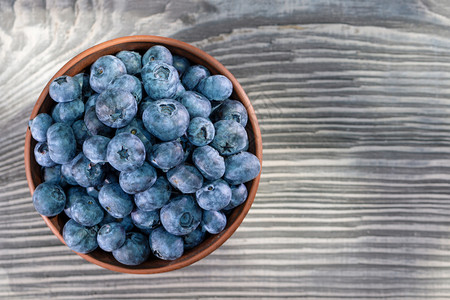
[24,36,262,274]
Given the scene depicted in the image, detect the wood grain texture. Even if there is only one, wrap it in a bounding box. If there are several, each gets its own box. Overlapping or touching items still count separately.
[2,0,450,298]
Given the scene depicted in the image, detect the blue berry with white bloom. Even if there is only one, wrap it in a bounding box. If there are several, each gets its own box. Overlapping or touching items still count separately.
[201,210,227,234]
[34,142,56,167]
[83,135,111,164]
[113,232,150,265]
[142,45,173,66]
[196,75,232,101]
[187,117,215,147]
[182,65,210,90]
[96,89,137,128]
[49,75,81,103]
[131,208,160,230]
[210,120,248,156]
[134,177,172,211]
[148,140,184,172]
[196,179,231,211]
[106,133,146,172]
[29,113,53,142]
[90,55,127,93]
[149,226,184,261]
[119,162,157,194]
[141,61,179,100]
[33,182,66,217]
[97,222,126,252]
[180,91,211,119]
[116,50,142,75]
[142,99,189,142]
[160,195,202,236]
[192,145,225,181]
[167,164,203,194]
[99,183,134,218]
[63,219,98,254]
[224,151,261,185]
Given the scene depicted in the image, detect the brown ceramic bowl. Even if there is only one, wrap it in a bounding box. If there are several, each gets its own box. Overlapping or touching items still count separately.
[24,35,262,274]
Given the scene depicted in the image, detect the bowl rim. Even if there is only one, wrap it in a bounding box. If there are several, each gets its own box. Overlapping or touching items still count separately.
[24,35,262,274]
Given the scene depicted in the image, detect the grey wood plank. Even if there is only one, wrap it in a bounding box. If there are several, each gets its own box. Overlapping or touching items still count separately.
[3,0,450,299]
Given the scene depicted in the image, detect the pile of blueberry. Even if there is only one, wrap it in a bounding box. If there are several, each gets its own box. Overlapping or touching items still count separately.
[29,45,261,266]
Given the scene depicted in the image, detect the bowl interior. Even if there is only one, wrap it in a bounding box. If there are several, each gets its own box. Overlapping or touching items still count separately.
[25,36,262,274]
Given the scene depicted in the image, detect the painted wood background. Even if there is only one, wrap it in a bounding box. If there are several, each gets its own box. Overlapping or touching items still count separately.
[2,0,450,298]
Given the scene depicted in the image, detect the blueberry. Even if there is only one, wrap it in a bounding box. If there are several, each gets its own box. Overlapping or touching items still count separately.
[211,99,248,127]
[95,89,137,128]
[192,145,225,180]
[49,75,82,103]
[195,179,231,211]
[72,120,92,145]
[98,183,134,218]
[43,164,67,187]
[180,91,211,119]
[84,106,114,137]
[142,99,189,141]
[141,61,179,100]
[97,223,126,252]
[29,113,53,142]
[116,118,153,153]
[72,154,105,188]
[116,50,142,75]
[160,195,202,236]
[172,55,190,76]
[46,123,77,164]
[149,226,184,261]
[134,177,172,211]
[119,162,157,194]
[108,74,142,104]
[182,227,206,250]
[83,135,111,164]
[148,141,184,172]
[142,45,173,66]
[63,219,98,254]
[196,75,232,101]
[106,133,146,172]
[201,210,227,234]
[52,98,84,125]
[71,194,104,227]
[89,55,127,94]
[131,208,160,230]
[34,142,56,167]
[74,73,94,98]
[64,186,87,218]
[186,117,215,147]
[112,232,150,265]
[61,154,82,186]
[84,94,99,112]
[166,164,203,194]
[210,120,248,156]
[174,82,186,100]
[182,65,210,91]
[32,182,66,217]
[223,183,248,210]
[223,151,261,185]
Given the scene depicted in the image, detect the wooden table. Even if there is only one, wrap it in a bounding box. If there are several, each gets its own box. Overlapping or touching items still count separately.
[2,0,450,298]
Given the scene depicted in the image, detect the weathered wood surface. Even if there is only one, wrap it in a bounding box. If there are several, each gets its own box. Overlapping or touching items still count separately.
[3,0,450,298]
